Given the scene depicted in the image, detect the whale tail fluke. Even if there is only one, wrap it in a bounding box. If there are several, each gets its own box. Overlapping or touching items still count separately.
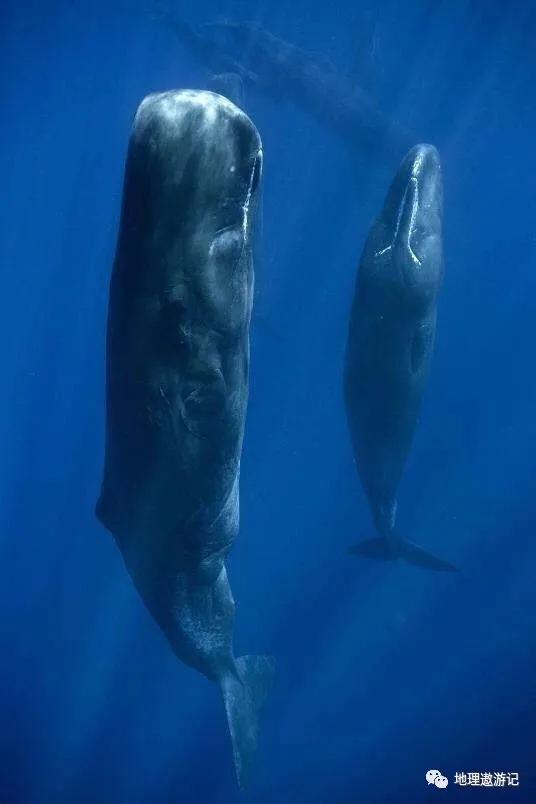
[220,654,275,790]
[397,537,458,571]
[348,537,458,572]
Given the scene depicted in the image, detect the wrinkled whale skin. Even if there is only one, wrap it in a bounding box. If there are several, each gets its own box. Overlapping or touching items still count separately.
[96,90,271,788]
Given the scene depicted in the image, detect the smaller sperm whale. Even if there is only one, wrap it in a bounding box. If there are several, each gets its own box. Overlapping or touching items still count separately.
[344,144,457,571]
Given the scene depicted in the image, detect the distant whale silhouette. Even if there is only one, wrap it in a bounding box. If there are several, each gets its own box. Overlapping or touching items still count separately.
[156,8,415,158]
[96,89,273,789]
[344,144,457,571]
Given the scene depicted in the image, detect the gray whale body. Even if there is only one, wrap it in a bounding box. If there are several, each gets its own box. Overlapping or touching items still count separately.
[96,89,272,788]
[344,144,457,571]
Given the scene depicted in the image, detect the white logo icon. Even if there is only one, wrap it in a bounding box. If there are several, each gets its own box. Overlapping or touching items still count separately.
[426,770,449,788]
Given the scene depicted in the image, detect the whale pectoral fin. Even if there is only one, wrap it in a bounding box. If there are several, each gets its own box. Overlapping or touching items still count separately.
[220,654,275,790]
[348,537,396,560]
[398,538,459,572]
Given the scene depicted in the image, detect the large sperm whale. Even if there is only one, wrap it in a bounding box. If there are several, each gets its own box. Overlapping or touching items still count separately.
[344,144,457,571]
[96,89,273,788]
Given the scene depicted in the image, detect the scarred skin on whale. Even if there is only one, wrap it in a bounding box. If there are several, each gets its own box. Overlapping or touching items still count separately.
[344,144,457,572]
[96,89,273,789]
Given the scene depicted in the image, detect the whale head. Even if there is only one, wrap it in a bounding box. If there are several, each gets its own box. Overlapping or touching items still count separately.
[361,144,443,311]
[116,90,263,456]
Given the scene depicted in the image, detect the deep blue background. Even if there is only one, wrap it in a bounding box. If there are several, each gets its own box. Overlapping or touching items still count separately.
[1,1,535,802]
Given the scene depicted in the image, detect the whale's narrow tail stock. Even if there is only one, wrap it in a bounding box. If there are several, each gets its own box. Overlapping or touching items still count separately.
[348,536,458,572]
[220,655,275,790]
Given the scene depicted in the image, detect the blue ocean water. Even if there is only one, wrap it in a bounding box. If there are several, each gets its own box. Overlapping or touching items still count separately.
[1,1,535,802]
